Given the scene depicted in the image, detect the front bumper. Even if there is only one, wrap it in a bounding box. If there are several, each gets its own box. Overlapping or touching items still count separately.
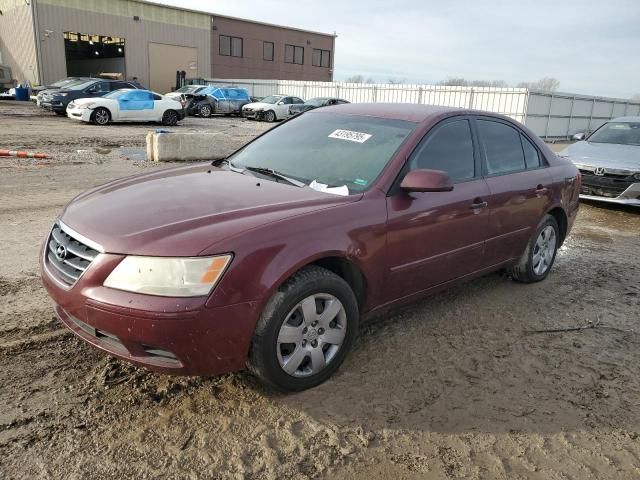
[41,241,260,376]
[66,105,92,122]
[40,100,66,112]
[578,167,640,206]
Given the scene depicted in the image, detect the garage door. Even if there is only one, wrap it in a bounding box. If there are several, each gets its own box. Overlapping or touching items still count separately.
[148,43,198,94]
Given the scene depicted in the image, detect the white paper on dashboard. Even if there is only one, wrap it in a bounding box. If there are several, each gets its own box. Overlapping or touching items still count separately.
[309,180,349,196]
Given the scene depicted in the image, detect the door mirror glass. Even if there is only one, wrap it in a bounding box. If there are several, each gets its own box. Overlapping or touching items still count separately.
[572,132,586,141]
[400,169,454,193]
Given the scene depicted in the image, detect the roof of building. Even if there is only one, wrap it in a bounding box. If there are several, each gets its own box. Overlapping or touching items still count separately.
[135,0,337,37]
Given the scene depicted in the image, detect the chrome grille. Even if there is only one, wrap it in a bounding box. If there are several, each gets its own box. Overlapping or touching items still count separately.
[46,223,99,286]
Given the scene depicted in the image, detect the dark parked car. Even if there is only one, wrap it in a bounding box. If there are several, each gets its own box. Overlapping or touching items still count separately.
[39,79,144,115]
[32,77,90,95]
[41,104,580,392]
[289,97,350,116]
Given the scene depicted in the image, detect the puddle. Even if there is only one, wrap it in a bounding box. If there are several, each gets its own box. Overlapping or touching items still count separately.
[119,147,147,162]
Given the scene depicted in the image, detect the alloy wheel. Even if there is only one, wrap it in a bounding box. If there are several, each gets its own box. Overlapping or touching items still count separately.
[532,225,557,275]
[276,293,347,378]
[94,109,109,125]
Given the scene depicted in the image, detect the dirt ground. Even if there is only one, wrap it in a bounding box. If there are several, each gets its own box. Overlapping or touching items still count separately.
[1,101,640,480]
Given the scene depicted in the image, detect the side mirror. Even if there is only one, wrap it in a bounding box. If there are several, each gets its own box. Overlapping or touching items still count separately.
[572,132,586,141]
[400,169,454,193]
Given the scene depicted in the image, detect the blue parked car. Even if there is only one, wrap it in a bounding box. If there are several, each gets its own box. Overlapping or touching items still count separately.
[182,86,251,117]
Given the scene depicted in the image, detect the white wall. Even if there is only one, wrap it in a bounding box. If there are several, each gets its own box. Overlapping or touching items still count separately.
[198,78,640,139]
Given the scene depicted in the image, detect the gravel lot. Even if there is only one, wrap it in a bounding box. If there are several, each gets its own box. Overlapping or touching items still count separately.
[1,101,639,480]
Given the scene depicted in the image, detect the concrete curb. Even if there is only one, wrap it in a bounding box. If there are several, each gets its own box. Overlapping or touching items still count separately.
[146,131,224,162]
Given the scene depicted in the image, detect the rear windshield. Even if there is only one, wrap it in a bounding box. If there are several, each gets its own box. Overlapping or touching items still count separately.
[228,112,417,193]
[589,122,640,146]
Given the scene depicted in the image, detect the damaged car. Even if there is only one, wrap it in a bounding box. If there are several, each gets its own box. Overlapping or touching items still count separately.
[183,86,251,118]
[41,104,580,392]
[559,116,640,206]
[289,97,350,116]
[242,94,304,122]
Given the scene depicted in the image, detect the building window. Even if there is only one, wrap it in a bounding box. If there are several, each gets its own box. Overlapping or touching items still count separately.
[220,35,243,57]
[263,41,274,61]
[285,44,304,65]
[312,49,331,68]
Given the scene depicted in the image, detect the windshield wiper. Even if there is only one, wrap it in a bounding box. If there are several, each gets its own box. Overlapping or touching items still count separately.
[242,166,306,188]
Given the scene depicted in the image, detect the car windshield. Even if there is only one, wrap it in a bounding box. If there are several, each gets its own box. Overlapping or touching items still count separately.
[306,98,329,107]
[52,78,78,87]
[260,95,284,104]
[67,80,98,91]
[228,112,417,193]
[589,122,640,146]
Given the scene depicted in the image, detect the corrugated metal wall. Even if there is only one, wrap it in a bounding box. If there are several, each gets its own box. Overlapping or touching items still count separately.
[35,0,211,89]
[0,0,39,84]
[199,78,640,138]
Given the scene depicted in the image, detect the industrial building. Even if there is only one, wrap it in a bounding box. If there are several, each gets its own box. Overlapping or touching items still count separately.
[0,0,336,93]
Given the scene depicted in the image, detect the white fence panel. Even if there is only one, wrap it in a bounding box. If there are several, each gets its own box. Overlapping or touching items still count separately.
[194,78,639,139]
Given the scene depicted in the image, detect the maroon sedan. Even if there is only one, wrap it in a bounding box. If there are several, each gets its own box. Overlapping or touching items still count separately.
[41,104,580,391]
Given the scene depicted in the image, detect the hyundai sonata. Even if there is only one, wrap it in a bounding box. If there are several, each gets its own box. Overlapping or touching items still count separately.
[41,104,580,391]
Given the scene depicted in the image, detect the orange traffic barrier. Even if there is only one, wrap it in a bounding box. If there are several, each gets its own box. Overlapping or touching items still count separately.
[0,149,49,159]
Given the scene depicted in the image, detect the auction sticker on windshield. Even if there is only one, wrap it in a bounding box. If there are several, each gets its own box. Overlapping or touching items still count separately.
[328,129,372,143]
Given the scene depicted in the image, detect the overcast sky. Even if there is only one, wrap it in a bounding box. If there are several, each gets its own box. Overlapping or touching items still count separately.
[155,0,639,98]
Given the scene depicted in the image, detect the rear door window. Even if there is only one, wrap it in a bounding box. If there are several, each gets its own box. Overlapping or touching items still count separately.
[408,119,476,182]
[520,134,541,169]
[477,120,526,175]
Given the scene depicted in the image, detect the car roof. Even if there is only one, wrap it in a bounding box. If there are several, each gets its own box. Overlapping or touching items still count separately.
[310,103,463,122]
[611,116,640,123]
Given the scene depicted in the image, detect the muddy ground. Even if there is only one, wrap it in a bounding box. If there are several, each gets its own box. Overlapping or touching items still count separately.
[1,101,639,479]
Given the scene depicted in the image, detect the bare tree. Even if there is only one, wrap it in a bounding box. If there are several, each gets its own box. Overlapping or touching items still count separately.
[437,78,508,88]
[345,75,375,84]
[387,77,407,85]
[517,77,560,92]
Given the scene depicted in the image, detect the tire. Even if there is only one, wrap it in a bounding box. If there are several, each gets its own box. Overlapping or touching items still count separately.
[54,111,66,116]
[91,107,111,125]
[162,110,179,126]
[248,266,359,392]
[508,214,560,283]
[199,104,212,118]
[264,110,276,123]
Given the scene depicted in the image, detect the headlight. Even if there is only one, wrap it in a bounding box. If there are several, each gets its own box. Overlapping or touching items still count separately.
[57,93,68,97]
[80,103,95,110]
[104,254,232,297]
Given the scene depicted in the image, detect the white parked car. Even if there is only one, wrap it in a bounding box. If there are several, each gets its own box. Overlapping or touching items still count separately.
[66,89,185,126]
[241,94,304,122]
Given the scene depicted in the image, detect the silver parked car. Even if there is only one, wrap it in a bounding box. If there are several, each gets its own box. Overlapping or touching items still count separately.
[559,117,640,207]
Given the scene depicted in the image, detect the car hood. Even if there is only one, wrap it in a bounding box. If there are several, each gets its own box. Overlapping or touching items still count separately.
[559,141,640,171]
[71,97,104,106]
[243,102,276,110]
[60,164,359,256]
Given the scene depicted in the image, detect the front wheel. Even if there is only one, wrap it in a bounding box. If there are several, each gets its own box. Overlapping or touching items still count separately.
[248,266,359,392]
[199,104,212,118]
[92,107,111,125]
[264,110,276,123]
[508,214,560,283]
[162,109,179,126]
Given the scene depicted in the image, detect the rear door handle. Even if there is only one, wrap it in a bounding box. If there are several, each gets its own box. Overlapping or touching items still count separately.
[470,200,488,210]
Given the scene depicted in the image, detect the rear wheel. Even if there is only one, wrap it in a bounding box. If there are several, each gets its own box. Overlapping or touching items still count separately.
[162,110,179,126]
[509,214,560,283]
[248,266,359,392]
[92,107,111,125]
[264,110,276,123]
[199,104,212,118]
